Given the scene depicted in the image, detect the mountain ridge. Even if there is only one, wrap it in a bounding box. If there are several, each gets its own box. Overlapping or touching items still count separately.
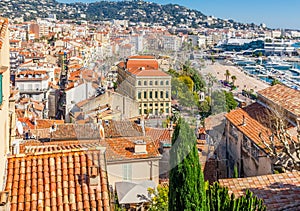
[0,0,259,29]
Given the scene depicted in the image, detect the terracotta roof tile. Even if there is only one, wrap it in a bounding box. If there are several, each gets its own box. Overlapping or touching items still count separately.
[226,103,298,154]
[5,150,110,211]
[219,172,300,210]
[257,84,300,117]
[145,127,172,147]
[20,135,160,162]
[35,119,64,129]
[225,106,273,153]
[103,120,143,138]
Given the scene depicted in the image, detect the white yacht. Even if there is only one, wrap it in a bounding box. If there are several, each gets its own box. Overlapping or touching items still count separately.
[265,56,292,69]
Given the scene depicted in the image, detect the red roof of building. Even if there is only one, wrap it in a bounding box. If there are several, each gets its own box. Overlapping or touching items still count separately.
[219,172,300,210]
[5,150,110,211]
[146,127,172,147]
[126,59,159,70]
[257,84,300,117]
[225,102,298,154]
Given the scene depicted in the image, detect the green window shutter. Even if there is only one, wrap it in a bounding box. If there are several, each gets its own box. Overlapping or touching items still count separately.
[0,74,2,105]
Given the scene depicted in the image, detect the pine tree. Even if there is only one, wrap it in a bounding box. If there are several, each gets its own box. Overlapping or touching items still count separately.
[169,118,206,211]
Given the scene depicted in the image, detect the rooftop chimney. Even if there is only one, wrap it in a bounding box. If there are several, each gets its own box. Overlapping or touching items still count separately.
[134,140,147,154]
[89,166,100,186]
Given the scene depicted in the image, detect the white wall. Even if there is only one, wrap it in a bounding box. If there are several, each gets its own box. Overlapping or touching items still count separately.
[107,160,160,189]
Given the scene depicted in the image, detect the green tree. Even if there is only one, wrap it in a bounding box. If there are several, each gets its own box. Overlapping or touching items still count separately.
[148,186,169,211]
[231,75,237,87]
[178,75,194,91]
[271,78,281,86]
[199,96,211,118]
[206,183,266,211]
[224,91,238,112]
[211,90,227,114]
[191,71,206,92]
[224,69,231,83]
[233,165,238,178]
[169,118,206,211]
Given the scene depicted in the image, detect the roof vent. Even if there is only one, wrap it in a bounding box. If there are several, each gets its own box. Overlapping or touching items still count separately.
[134,140,147,154]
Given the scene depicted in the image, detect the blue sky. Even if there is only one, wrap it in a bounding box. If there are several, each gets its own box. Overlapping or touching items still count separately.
[57,0,300,30]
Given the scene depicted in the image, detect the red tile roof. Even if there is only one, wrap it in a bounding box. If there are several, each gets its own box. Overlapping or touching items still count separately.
[20,137,160,162]
[103,136,161,162]
[219,172,300,210]
[5,150,111,211]
[35,119,64,129]
[225,103,297,154]
[102,120,143,138]
[126,59,159,70]
[225,106,273,153]
[118,57,170,77]
[34,123,102,140]
[145,127,172,147]
[257,84,300,117]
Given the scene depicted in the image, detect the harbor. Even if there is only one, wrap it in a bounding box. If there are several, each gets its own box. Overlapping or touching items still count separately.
[229,55,300,89]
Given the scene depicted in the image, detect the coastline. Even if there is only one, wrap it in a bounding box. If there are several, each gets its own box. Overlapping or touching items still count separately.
[200,62,270,93]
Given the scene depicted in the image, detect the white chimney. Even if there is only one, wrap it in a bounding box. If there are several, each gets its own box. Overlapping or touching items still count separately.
[134,140,147,154]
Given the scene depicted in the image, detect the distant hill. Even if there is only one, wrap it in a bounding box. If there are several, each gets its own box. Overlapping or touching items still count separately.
[0,0,258,29]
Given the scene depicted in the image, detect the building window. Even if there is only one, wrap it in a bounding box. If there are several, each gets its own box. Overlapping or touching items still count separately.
[149,91,153,98]
[155,91,158,98]
[138,80,141,86]
[166,91,169,98]
[150,81,153,85]
[166,108,169,113]
[138,92,141,99]
[0,74,2,105]
[166,103,169,106]
[144,91,147,99]
[144,103,147,107]
[155,81,158,85]
[149,103,153,107]
[160,81,164,85]
[166,80,169,85]
[122,164,132,181]
[160,103,164,107]
[155,103,158,106]
[144,81,147,86]
[160,91,164,98]
[139,109,142,115]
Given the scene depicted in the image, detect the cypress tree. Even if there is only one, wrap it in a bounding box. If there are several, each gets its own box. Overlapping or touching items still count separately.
[169,118,206,211]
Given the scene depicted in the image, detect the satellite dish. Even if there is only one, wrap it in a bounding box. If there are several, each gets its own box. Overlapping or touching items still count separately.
[16,121,23,135]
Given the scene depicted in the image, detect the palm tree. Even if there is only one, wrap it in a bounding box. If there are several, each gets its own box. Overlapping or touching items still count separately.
[231,75,237,86]
[224,69,231,83]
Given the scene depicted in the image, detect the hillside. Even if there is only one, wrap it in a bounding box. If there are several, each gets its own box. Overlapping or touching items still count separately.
[0,0,256,29]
